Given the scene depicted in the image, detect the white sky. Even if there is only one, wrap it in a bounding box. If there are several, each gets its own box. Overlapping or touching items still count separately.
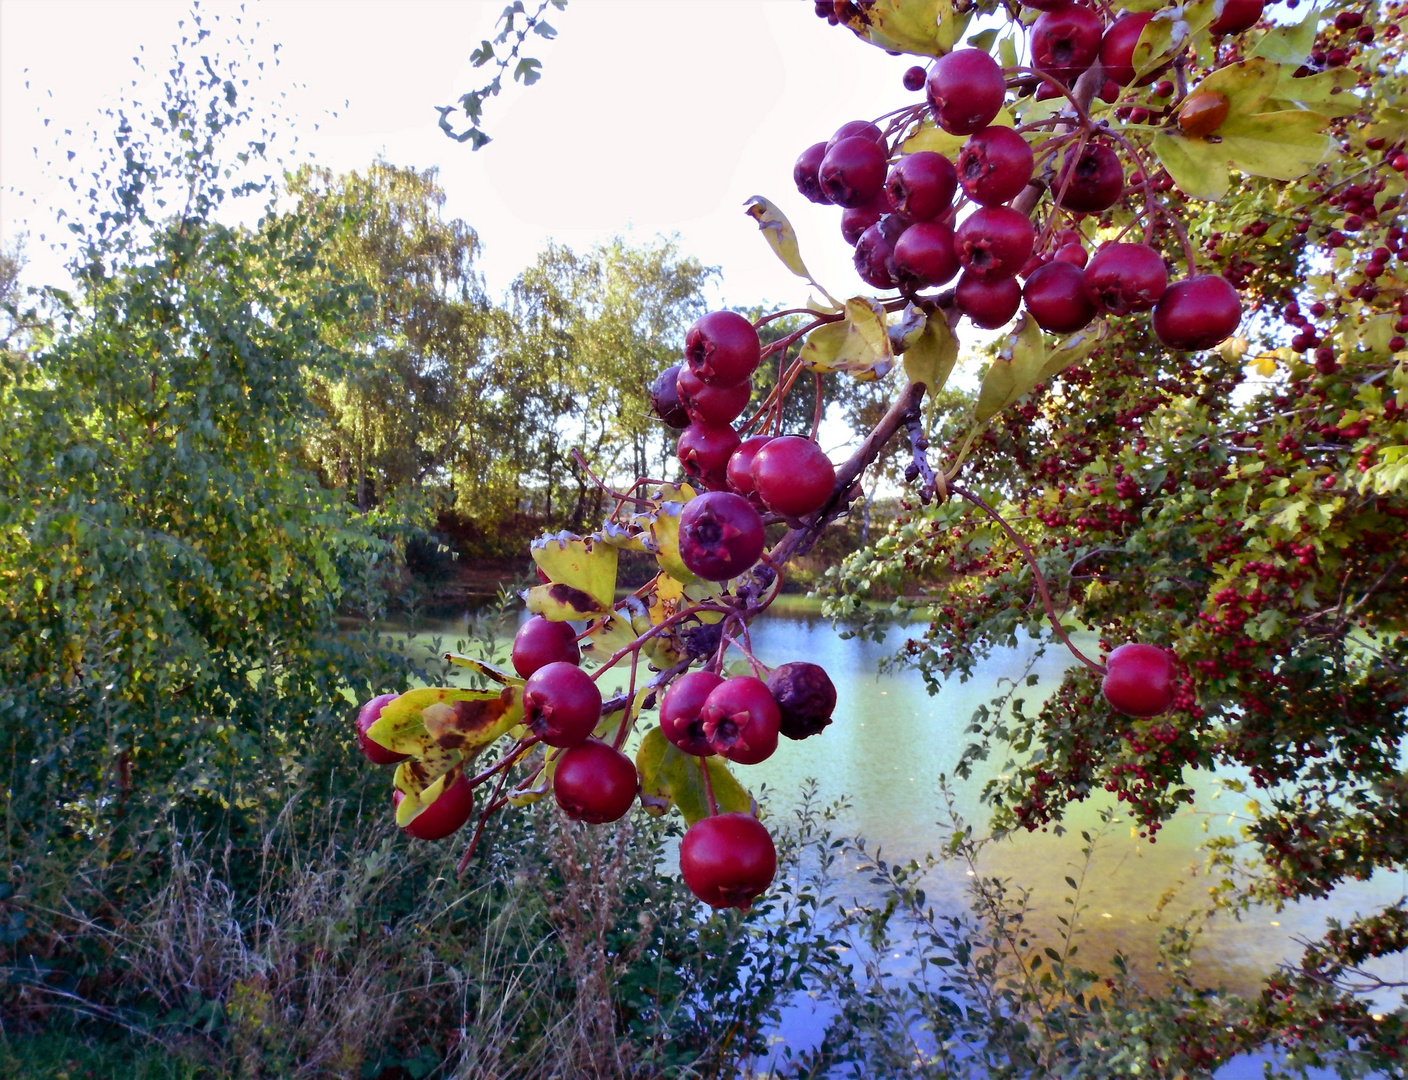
[1,0,921,311]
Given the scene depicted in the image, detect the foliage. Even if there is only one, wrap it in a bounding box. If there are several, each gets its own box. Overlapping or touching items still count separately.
[436,1,567,149]
[0,8,406,872]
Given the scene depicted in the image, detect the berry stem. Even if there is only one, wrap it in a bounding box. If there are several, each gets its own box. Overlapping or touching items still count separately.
[465,733,541,789]
[612,650,640,751]
[698,754,720,817]
[457,756,517,876]
[810,372,824,442]
[951,484,1106,676]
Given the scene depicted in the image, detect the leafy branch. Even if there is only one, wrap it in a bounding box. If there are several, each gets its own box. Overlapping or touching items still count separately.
[435,0,565,148]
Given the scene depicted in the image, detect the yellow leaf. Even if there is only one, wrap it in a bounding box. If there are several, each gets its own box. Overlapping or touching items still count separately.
[975,314,1045,423]
[834,0,969,57]
[798,320,849,373]
[743,196,832,301]
[1152,131,1229,201]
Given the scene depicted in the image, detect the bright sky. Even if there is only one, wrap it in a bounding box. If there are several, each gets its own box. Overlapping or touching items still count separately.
[1,0,920,312]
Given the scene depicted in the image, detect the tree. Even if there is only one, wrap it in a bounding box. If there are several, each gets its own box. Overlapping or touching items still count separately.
[0,12,406,855]
[375,0,1407,1072]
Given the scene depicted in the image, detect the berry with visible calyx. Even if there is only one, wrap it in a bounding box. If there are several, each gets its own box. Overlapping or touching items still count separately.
[828,119,886,151]
[750,435,836,518]
[1100,12,1156,86]
[886,152,957,221]
[701,676,781,765]
[685,311,761,388]
[1102,643,1177,717]
[841,194,891,246]
[1153,274,1242,350]
[1209,0,1263,35]
[661,670,725,756]
[1084,242,1167,315]
[678,423,741,490]
[1031,5,1105,86]
[394,771,475,841]
[794,142,831,204]
[767,662,836,740]
[956,272,1023,329]
[357,694,410,765]
[524,662,602,748]
[512,615,581,679]
[958,126,1035,206]
[902,65,927,91]
[553,739,638,824]
[926,49,1006,135]
[678,491,766,581]
[679,813,776,910]
[1023,261,1097,333]
[854,224,899,289]
[677,366,752,426]
[650,365,690,429]
[819,136,888,208]
[954,206,1036,281]
[727,434,774,502]
[1054,143,1124,213]
[1178,92,1230,137]
[894,221,960,291]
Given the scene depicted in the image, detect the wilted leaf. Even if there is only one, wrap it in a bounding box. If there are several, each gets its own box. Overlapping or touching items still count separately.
[743,196,832,300]
[530,531,618,611]
[650,499,697,583]
[442,654,522,686]
[799,320,850,373]
[834,0,968,56]
[369,686,521,757]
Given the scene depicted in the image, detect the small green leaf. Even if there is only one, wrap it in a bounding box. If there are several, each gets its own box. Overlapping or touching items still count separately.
[1250,3,1320,65]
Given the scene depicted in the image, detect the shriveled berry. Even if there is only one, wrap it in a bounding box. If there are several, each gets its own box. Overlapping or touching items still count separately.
[650,365,690,429]
[767,662,836,740]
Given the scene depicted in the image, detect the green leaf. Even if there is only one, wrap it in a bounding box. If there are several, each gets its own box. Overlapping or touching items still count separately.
[636,726,673,816]
[660,744,754,825]
[834,0,969,56]
[832,298,897,379]
[1153,131,1229,201]
[1250,3,1320,65]
[1217,110,1335,183]
[1131,0,1215,82]
[975,314,1045,424]
[1270,66,1362,118]
[799,320,849,373]
[442,654,522,686]
[743,196,832,301]
[903,310,959,435]
[1194,57,1281,117]
[1036,319,1107,383]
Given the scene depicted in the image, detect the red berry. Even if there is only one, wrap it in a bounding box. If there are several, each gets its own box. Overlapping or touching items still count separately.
[1102,643,1177,717]
[1152,274,1242,350]
[854,223,899,289]
[767,662,836,740]
[840,194,891,246]
[677,366,752,426]
[1209,0,1264,35]
[678,423,741,490]
[926,49,1006,136]
[893,221,960,291]
[726,434,774,501]
[793,141,830,204]
[750,435,836,518]
[957,126,1035,207]
[394,771,475,841]
[1053,243,1088,268]
[650,365,689,429]
[685,311,760,388]
[886,152,957,222]
[1083,242,1168,315]
[1031,5,1105,86]
[661,670,725,756]
[1054,143,1124,213]
[553,739,639,824]
[679,812,776,910]
[701,676,781,765]
[1100,12,1156,86]
[954,206,1036,281]
[902,65,927,92]
[1023,260,1097,333]
[356,693,410,765]
[523,661,602,748]
[819,136,889,208]
[956,272,1023,329]
[677,491,766,581]
[827,119,886,151]
[511,615,581,679]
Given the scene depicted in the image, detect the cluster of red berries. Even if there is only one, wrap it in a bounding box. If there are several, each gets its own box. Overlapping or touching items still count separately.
[791,32,1246,351]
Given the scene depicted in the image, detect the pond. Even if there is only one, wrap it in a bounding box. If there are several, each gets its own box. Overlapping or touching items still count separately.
[385,598,1404,1074]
